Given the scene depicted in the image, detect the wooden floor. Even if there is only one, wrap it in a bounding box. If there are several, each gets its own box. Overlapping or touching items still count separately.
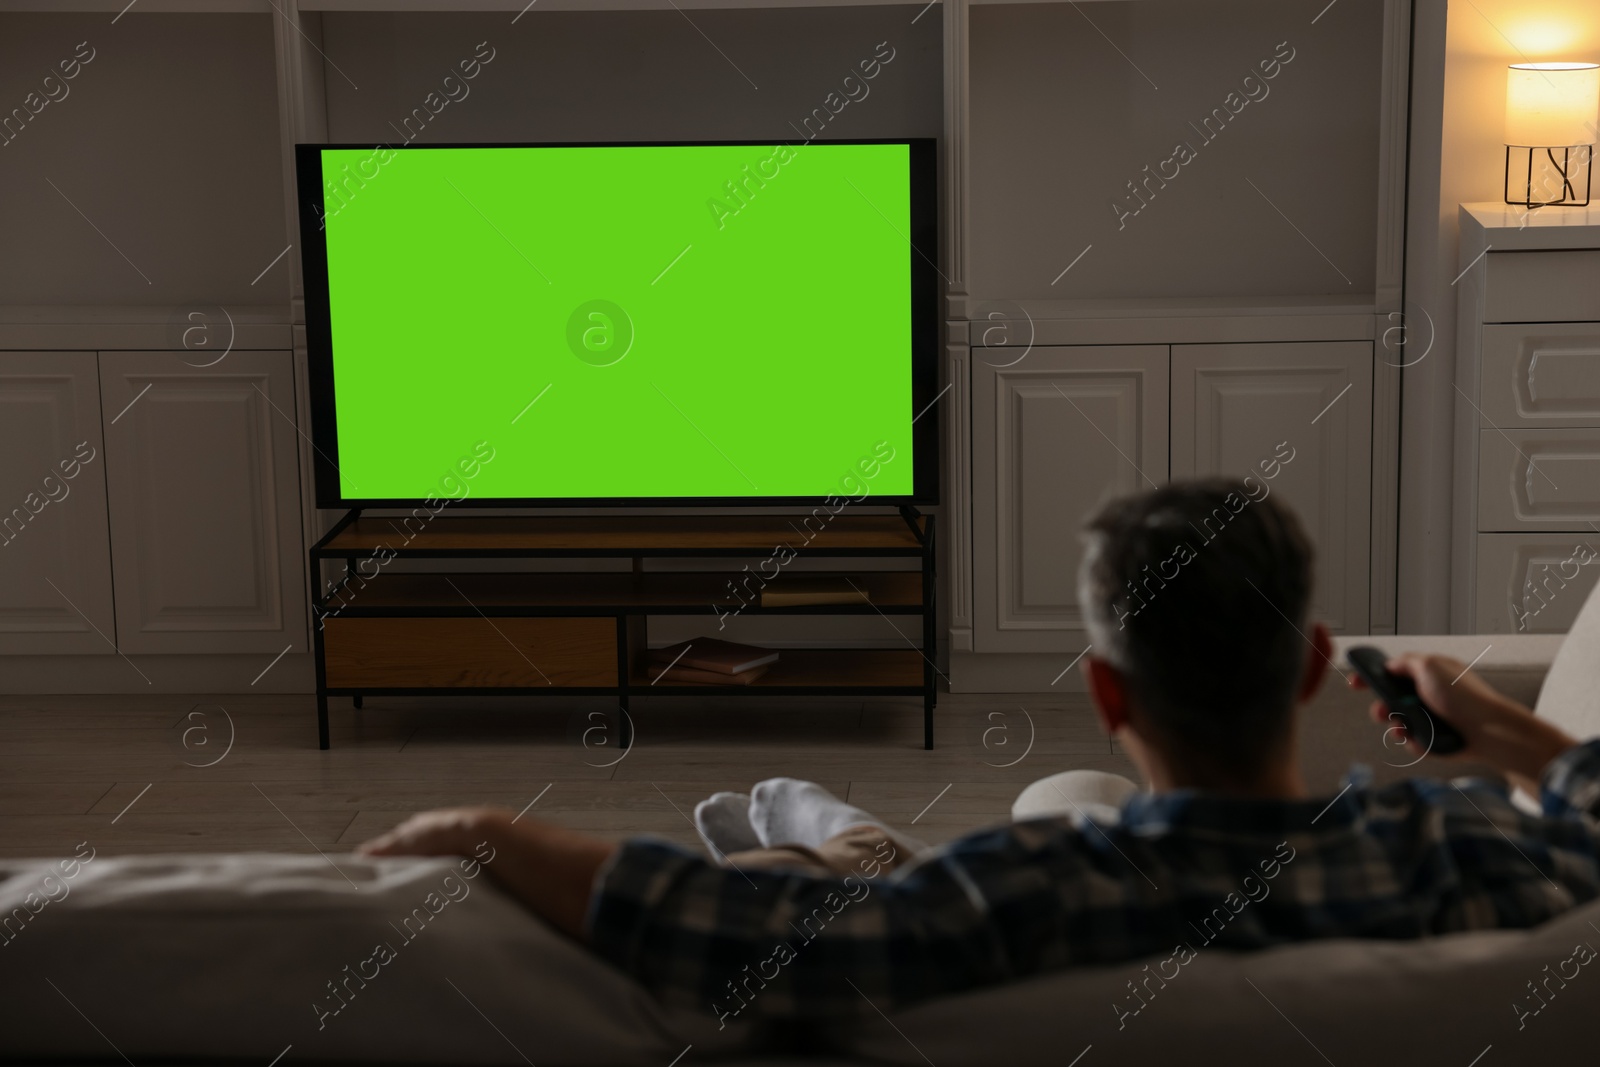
[0,692,1135,859]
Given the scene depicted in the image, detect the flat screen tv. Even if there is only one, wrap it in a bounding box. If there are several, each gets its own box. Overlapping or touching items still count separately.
[296,140,939,508]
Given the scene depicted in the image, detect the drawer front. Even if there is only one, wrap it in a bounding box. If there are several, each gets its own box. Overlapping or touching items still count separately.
[1478,428,1600,530]
[1480,323,1600,426]
[322,616,617,688]
[1475,533,1600,633]
[1485,251,1600,323]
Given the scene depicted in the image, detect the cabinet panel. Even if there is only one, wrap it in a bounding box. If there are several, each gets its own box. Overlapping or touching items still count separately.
[100,352,306,654]
[973,346,1169,653]
[1480,323,1600,427]
[0,353,116,654]
[1477,428,1600,531]
[1475,533,1600,634]
[1172,342,1373,633]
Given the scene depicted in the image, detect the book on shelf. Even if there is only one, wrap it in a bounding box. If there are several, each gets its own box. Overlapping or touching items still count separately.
[647,638,778,675]
[646,662,770,686]
[760,576,870,608]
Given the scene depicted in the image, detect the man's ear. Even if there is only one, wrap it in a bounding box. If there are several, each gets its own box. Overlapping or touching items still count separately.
[1296,622,1334,704]
[1084,655,1131,737]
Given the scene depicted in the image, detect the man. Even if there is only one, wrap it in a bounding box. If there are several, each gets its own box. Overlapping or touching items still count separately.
[360,479,1600,1023]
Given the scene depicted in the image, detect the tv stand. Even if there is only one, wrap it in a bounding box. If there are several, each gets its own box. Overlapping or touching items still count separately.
[308,511,938,751]
[896,502,923,537]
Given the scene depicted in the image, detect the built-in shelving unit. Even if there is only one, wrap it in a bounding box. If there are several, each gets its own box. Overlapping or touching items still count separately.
[0,0,1417,703]
[0,1,1236,10]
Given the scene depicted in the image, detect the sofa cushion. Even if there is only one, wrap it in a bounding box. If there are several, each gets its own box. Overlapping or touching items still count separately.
[0,852,764,1066]
[839,896,1600,1066]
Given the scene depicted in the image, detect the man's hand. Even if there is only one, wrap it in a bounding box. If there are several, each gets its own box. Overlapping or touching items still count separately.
[357,807,618,941]
[357,806,511,860]
[1351,652,1576,794]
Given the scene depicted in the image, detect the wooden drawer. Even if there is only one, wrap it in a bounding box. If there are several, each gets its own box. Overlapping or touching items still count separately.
[1485,251,1600,323]
[1479,323,1600,426]
[1475,533,1600,633]
[322,616,617,688]
[1478,428,1600,530]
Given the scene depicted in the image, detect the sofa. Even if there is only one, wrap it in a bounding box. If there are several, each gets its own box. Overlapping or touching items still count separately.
[4,589,1599,1066]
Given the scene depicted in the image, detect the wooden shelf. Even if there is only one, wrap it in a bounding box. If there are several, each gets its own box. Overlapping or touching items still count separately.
[632,648,924,689]
[323,615,617,689]
[0,304,293,351]
[321,513,926,556]
[321,570,923,613]
[959,295,1378,348]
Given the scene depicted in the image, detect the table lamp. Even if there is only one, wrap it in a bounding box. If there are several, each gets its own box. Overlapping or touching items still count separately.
[1505,61,1599,207]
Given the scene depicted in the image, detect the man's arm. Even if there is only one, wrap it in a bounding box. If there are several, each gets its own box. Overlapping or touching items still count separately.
[358,808,617,941]
[359,808,1071,1021]
[1359,653,1579,798]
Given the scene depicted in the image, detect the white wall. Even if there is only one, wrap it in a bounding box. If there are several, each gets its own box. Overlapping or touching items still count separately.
[0,14,286,307]
[319,7,942,145]
[968,0,1384,301]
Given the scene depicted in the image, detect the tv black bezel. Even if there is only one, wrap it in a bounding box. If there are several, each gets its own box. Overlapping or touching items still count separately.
[295,138,941,510]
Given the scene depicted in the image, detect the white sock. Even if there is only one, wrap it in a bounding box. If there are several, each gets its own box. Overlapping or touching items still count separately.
[748,777,924,854]
[694,792,762,856]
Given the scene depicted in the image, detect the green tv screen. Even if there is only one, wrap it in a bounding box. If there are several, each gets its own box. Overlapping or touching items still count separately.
[297,141,937,506]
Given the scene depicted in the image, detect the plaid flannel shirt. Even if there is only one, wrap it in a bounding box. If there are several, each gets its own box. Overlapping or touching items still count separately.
[586,739,1600,1024]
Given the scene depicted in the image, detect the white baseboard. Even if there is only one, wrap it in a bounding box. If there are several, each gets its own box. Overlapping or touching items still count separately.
[0,653,315,694]
[950,651,1089,694]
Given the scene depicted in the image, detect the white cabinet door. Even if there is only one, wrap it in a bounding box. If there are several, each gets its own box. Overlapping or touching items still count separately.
[99,352,307,654]
[1172,342,1373,634]
[973,346,1169,653]
[0,353,116,654]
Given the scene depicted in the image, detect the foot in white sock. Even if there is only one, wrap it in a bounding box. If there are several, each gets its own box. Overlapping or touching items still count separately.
[694,791,762,856]
[749,777,922,852]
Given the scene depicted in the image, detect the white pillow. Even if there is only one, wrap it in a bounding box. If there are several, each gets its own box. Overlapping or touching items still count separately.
[1534,574,1600,740]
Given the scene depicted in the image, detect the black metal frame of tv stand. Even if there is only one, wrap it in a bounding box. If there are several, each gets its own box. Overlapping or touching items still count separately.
[307,507,938,751]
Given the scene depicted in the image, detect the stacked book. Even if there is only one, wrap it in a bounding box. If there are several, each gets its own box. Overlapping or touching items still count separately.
[646,638,778,685]
[758,575,869,608]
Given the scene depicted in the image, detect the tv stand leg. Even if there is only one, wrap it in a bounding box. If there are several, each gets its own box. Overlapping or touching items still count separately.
[352,693,363,710]
[923,693,933,750]
[317,693,330,751]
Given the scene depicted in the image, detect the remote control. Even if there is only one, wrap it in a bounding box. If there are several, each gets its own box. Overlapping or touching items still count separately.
[1346,646,1467,756]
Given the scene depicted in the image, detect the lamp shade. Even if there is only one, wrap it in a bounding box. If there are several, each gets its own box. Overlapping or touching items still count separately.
[1506,62,1600,147]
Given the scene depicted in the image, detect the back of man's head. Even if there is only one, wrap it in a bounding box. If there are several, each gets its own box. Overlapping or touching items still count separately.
[1078,478,1316,779]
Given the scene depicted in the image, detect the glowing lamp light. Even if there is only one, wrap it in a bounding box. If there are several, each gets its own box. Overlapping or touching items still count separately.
[1505,62,1599,207]
[1507,62,1600,146]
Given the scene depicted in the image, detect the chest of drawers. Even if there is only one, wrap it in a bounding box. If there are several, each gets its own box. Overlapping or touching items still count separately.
[1456,205,1600,633]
